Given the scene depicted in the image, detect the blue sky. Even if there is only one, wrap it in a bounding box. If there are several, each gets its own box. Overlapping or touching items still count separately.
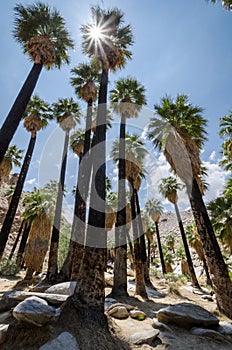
[0,0,231,216]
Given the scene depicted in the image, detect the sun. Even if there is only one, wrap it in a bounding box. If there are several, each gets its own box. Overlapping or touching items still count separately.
[90,25,103,40]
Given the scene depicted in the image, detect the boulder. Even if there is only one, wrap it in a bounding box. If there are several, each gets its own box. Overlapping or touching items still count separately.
[104,272,114,287]
[129,309,146,320]
[157,303,219,329]
[108,306,129,319]
[104,297,118,311]
[128,329,159,345]
[39,332,79,350]
[3,290,67,306]
[0,324,9,345]
[152,319,172,332]
[0,297,18,312]
[13,296,56,327]
[217,322,232,336]
[45,282,77,296]
[191,327,227,342]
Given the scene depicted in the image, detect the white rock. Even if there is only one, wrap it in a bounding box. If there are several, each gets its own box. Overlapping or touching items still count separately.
[108,306,129,319]
[45,282,77,296]
[39,332,79,350]
[129,329,159,345]
[129,309,146,320]
[13,296,56,327]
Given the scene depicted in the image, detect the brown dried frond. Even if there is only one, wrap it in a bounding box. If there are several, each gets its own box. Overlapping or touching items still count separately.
[58,114,76,132]
[0,157,12,185]
[80,81,97,103]
[24,113,43,135]
[119,102,138,119]
[26,35,56,67]
[105,205,116,230]
[73,141,84,157]
[134,175,141,191]
[167,189,178,204]
[24,212,52,271]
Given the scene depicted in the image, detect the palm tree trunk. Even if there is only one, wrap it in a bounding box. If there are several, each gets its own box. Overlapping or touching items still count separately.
[16,222,31,268]
[130,184,147,298]
[0,135,36,260]
[202,256,212,286]
[47,131,69,280]
[72,68,108,313]
[9,220,24,260]
[155,222,166,275]
[111,113,128,297]
[60,100,93,281]
[135,190,155,289]
[0,63,43,163]
[174,202,200,289]
[188,178,232,318]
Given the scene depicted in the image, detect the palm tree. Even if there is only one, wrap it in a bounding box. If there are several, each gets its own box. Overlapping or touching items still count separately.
[186,223,212,286]
[145,199,166,275]
[21,188,55,280]
[206,0,232,10]
[208,196,232,253]
[0,95,52,261]
[71,6,133,313]
[159,176,200,288]
[64,62,100,282]
[0,145,23,185]
[0,2,73,163]
[110,78,146,297]
[47,98,80,280]
[219,115,232,172]
[148,94,232,318]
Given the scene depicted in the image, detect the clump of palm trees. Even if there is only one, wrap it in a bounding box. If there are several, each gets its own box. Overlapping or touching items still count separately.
[1,1,232,329]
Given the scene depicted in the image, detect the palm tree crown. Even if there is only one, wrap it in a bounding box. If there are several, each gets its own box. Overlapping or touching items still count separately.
[70,61,101,102]
[52,98,81,132]
[148,94,207,184]
[23,95,52,135]
[159,176,183,204]
[110,77,146,118]
[81,6,133,70]
[13,2,74,68]
[145,198,163,223]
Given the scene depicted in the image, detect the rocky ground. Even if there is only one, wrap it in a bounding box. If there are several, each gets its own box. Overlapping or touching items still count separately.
[0,273,231,349]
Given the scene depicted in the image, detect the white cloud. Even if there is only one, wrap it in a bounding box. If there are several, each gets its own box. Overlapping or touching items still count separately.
[202,160,228,203]
[25,178,36,185]
[209,151,216,161]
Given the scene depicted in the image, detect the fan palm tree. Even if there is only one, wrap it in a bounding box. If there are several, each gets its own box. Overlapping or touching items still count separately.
[110,78,146,296]
[0,95,52,261]
[145,199,166,275]
[208,195,232,253]
[21,188,56,279]
[65,62,100,282]
[206,0,232,10]
[59,129,86,281]
[72,6,133,313]
[0,145,23,185]
[186,223,212,286]
[219,114,232,172]
[47,98,80,280]
[148,94,232,318]
[159,176,200,288]
[0,2,73,163]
